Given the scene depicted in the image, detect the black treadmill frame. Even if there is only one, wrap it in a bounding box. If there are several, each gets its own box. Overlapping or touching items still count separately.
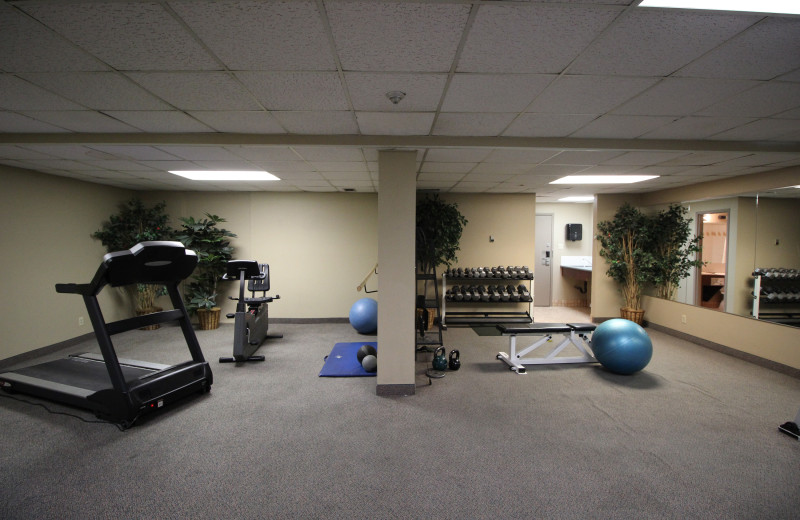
[0,241,213,428]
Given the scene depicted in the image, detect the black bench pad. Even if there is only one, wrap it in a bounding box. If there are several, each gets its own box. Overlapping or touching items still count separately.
[497,322,596,335]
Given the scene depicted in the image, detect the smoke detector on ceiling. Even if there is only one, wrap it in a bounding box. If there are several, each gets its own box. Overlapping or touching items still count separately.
[385,91,406,105]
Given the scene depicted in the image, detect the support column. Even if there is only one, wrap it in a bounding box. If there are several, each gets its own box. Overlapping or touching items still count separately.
[376,150,416,396]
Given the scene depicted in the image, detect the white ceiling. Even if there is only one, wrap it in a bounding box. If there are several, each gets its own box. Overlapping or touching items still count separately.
[1,0,799,201]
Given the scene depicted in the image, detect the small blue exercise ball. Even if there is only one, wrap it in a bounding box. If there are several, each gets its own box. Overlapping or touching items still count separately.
[349,298,377,334]
[591,318,653,375]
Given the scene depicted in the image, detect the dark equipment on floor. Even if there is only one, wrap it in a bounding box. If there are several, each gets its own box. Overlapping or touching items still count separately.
[0,241,213,428]
[779,407,800,440]
[219,260,282,363]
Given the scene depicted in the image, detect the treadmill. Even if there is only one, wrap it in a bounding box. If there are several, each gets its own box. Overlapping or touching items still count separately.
[0,241,213,428]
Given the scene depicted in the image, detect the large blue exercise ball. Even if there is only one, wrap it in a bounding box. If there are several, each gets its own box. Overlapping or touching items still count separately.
[349,298,377,334]
[591,318,653,375]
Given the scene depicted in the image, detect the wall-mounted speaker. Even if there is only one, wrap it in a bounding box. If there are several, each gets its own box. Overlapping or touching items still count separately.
[566,223,582,241]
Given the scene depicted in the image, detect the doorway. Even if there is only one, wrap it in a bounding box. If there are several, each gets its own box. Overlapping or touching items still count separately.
[534,214,553,307]
[696,211,729,311]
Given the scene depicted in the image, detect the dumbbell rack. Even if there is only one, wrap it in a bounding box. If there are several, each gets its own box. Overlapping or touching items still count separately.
[752,268,800,326]
[441,266,533,328]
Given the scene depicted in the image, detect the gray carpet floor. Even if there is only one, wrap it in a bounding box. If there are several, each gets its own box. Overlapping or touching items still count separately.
[1,308,799,519]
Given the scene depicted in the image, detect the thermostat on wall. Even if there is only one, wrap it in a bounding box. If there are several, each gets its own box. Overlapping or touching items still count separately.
[566,224,582,241]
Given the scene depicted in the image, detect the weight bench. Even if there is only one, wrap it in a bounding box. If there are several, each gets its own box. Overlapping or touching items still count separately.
[496,323,597,374]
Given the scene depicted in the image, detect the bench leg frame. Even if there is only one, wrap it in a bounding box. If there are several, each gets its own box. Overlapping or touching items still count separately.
[497,331,596,374]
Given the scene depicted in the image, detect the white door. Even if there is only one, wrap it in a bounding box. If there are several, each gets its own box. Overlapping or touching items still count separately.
[534,214,553,307]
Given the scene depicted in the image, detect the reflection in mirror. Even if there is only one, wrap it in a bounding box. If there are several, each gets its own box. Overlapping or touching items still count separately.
[660,186,800,328]
[752,190,800,328]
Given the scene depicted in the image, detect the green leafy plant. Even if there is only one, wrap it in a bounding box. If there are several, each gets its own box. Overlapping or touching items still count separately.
[596,203,654,311]
[416,194,468,275]
[177,214,236,314]
[92,198,174,311]
[646,204,703,300]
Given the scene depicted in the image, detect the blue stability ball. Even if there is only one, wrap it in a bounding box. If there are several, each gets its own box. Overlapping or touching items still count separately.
[591,318,653,375]
[349,298,378,334]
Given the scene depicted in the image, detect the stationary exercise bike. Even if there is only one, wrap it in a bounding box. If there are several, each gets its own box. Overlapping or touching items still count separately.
[219,260,282,363]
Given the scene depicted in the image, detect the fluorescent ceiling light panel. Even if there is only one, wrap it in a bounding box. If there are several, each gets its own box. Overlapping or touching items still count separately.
[169,170,280,181]
[558,196,596,202]
[638,0,800,15]
[550,175,659,184]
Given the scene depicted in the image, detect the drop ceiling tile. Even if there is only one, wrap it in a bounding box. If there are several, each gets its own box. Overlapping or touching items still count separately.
[470,163,535,175]
[0,112,68,133]
[614,78,759,116]
[293,147,364,162]
[425,148,491,162]
[225,147,300,162]
[311,162,368,172]
[461,172,515,183]
[355,112,434,135]
[527,75,658,114]
[19,2,219,71]
[503,113,598,138]
[458,4,621,73]
[188,111,286,134]
[20,72,170,111]
[451,181,496,192]
[0,75,82,110]
[441,74,554,112]
[171,0,336,71]
[0,146,55,160]
[103,111,214,132]
[136,160,202,172]
[569,10,757,76]
[236,72,348,111]
[699,82,800,118]
[710,118,800,141]
[417,180,459,190]
[155,146,245,162]
[346,73,448,111]
[20,111,140,133]
[126,73,261,111]
[19,144,110,160]
[642,116,756,140]
[186,160,262,171]
[432,113,516,136]
[250,162,314,174]
[81,159,155,171]
[570,115,677,138]
[600,151,691,166]
[362,149,425,162]
[543,150,627,165]
[420,162,476,173]
[0,3,107,72]
[676,17,800,80]
[577,165,640,175]
[271,111,359,134]
[326,1,469,72]
[526,164,595,176]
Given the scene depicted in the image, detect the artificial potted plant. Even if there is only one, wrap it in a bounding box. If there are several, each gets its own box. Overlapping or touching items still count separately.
[596,203,653,325]
[92,198,175,327]
[416,194,468,329]
[646,204,704,300]
[177,213,236,330]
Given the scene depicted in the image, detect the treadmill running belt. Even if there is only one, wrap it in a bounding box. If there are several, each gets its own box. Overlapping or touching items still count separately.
[12,357,153,392]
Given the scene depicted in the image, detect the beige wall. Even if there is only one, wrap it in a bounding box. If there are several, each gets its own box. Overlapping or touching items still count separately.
[149,190,379,319]
[0,166,132,359]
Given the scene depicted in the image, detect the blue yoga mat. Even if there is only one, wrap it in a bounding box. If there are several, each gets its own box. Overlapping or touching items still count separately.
[319,342,378,377]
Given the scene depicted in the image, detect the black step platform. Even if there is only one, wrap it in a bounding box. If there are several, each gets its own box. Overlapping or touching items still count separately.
[0,241,213,428]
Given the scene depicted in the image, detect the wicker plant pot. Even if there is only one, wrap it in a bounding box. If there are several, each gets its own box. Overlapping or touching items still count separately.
[136,306,163,330]
[416,308,436,331]
[197,308,221,330]
[620,307,645,325]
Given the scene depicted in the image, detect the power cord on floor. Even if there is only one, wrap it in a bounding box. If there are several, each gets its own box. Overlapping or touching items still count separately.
[0,392,128,431]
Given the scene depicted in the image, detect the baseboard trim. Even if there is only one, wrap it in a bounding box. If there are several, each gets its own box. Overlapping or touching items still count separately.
[376,384,416,397]
[648,322,800,380]
[0,332,95,370]
[272,318,349,324]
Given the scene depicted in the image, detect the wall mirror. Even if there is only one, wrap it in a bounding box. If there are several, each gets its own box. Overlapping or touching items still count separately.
[658,186,800,328]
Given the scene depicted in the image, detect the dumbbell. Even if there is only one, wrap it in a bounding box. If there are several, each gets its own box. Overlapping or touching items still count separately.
[488,285,501,302]
[518,284,531,301]
[507,284,520,302]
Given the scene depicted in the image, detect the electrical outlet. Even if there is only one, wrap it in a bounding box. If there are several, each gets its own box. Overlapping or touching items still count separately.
[78,316,85,326]
[681,314,687,324]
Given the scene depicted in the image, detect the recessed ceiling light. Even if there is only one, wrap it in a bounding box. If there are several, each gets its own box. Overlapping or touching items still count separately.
[550,175,659,184]
[558,196,596,202]
[638,0,800,15]
[168,170,280,181]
